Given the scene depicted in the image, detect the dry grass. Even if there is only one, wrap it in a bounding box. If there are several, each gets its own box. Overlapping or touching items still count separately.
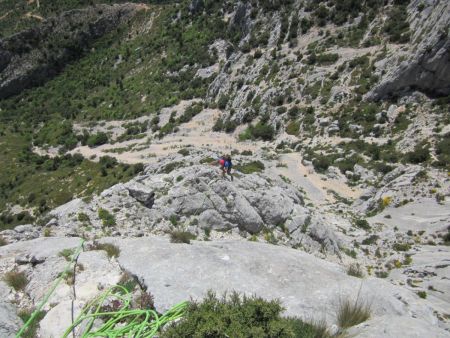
[170,230,196,244]
[337,294,371,329]
[92,242,120,258]
[347,263,364,278]
[4,271,28,291]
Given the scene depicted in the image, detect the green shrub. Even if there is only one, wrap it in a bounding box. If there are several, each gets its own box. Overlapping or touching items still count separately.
[162,162,183,174]
[337,296,371,329]
[404,143,430,164]
[250,122,275,141]
[98,208,116,227]
[316,53,339,65]
[87,132,108,148]
[169,215,179,226]
[312,155,331,173]
[92,242,120,258]
[393,242,411,252]
[178,148,190,156]
[361,235,379,245]
[355,219,370,230]
[161,291,330,338]
[417,291,427,299]
[286,121,300,135]
[58,248,75,261]
[383,3,411,43]
[217,95,229,109]
[4,271,28,291]
[78,212,90,223]
[18,309,46,338]
[170,231,196,244]
[235,161,265,174]
[347,263,363,278]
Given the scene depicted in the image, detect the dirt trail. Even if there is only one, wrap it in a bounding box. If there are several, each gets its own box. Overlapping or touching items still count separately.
[270,152,361,205]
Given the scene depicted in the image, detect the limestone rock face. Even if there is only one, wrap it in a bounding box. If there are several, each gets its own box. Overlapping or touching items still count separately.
[0,4,142,98]
[0,282,23,338]
[24,163,338,254]
[106,236,446,337]
[126,183,155,208]
[367,0,450,99]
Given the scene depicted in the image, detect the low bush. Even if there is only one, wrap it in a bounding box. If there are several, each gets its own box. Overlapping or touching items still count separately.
[337,295,371,329]
[170,231,196,244]
[347,263,364,278]
[393,242,411,252]
[404,142,430,164]
[58,248,75,261]
[235,161,265,174]
[361,235,379,245]
[312,155,331,173]
[286,121,300,135]
[355,219,370,230]
[98,208,116,227]
[87,132,108,148]
[4,271,28,291]
[417,291,427,299]
[92,242,120,258]
[18,309,46,338]
[161,291,330,338]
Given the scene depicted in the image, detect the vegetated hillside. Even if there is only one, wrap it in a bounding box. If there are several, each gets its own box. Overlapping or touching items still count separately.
[0,0,449,230]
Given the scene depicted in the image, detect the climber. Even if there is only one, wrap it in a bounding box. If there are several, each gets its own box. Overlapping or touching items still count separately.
[210,154,233,180]
[224,155,233,181]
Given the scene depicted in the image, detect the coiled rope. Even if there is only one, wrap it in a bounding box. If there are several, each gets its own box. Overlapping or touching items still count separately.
[62,285,187,337]
[15,239,187,337]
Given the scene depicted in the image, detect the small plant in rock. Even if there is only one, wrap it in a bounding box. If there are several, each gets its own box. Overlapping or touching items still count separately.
[4,271,28,291]
[417,291,427,299]
[362,235,379,245]
[354,219,370,230]
[92,242,120,258]
[347,263,364,278]
[169,215,179,226]
[337,294,371,329]
[43,228,52,237]
[18,309,46,338]
[393,242,411,252]
[170,230,196,244]
[78,212,90,223]
[98,208,116,227]
[0,236,7,246]
[59,248,75,261]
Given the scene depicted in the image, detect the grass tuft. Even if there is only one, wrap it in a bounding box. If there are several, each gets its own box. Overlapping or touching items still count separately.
[92,242,120,258]
[337,294,371,329]
[4,270,28,291]
[347,263,364,278]
[170,231,196,244]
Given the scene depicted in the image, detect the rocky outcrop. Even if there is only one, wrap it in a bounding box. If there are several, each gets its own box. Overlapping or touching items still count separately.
[126,182,155,208]
[0,4,143,98]
[367,0,450,99]
[0,158,340,255]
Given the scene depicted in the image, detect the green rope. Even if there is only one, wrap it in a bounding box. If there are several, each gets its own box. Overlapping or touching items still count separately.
[15,239,86,338]
[61,285,187,337]
[15,238,187,337]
